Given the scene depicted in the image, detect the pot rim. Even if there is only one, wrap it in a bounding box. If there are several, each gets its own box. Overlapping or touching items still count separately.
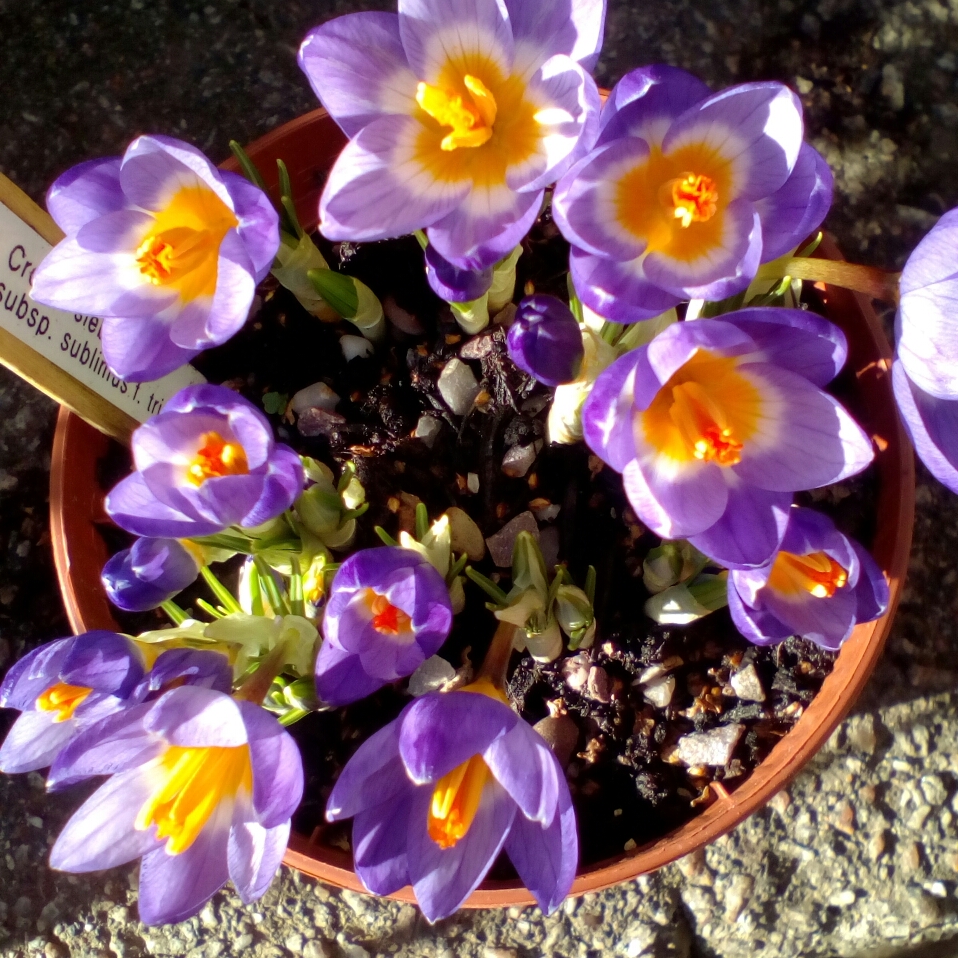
[49,107,915,908]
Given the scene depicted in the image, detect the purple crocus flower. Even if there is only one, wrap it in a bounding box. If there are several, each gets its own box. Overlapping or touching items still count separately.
[326,680,577,920]
[424,244,493,303]
[31,136,279,381]
[102,537,201,612]
[105,384,305,539]
[728,507,889,650]
[298,0,603,271]
[314,547,453,706]
[552,65,833,322]
[891,208,958,493]
[582,309,874,568]
[48,685,303,926]
[507,294,584,386]
[0,632,144,774]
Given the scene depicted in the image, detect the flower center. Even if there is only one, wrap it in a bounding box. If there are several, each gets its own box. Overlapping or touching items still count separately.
[427,753,490,849]
[416,75,498,151]
[135,744,253,854]
[186,432,249,486]
[365,590,412,635]
[641,350,760,465]
[664,173,719,228]
[768,551,849,598]
[35,683,91,722]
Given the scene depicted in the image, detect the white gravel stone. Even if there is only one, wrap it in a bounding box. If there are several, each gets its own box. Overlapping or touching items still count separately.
[675,725,744,767]
[438,358,480,415]
[501,442,539,478]
[446,506,485,560]
[643,675,675,709]
[290,382,339,414]
[340,334,374,362]
[730,664,765,702]
[414,414,442,448]
[485,511,539,567]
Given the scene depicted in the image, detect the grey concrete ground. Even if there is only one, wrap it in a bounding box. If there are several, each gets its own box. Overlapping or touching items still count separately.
[1,0,958,955]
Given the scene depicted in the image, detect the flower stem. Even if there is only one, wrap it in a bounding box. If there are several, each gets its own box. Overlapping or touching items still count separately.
[757,257,901,302]
[475,619,519,690]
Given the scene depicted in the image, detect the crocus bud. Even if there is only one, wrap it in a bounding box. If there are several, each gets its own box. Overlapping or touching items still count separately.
[507,295,584,387]
[424,244,493,303]
[101,538,201,612]
[555,584,595,649]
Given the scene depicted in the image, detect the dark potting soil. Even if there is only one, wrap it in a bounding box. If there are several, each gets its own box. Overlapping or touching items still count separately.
[95,211,879,870]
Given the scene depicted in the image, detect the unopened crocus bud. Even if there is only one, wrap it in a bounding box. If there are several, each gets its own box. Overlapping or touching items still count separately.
[508,295,584,387]
[555,584,594,649]
[102,538,201,612]
[424,244,493,303]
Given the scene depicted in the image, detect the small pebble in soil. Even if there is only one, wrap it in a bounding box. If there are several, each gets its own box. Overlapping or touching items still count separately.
[730,663,766,702]
[676,725,745,767]
[438,358,480,415]
[290,382,340,414]
[486,511,539,567]
[414,414,442,448]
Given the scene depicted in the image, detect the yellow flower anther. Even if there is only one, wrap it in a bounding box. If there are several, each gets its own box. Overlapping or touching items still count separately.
[668,173,719,228]
[427,753,490,849]
[416,75,497,151]
[768,551,849,599]
[135,745,252,855]
[669,380,743,466]
[35,683,92,722]
[186,432,250,486]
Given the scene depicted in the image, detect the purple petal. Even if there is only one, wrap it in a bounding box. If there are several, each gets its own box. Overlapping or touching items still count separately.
[552,138,650,260]
[100,313,200,383]
[507,295,584,386]
[398,692,518,785]
[352,792,415,895]
[425,244,493,302]
[642,199,762,300]
[298,12,417,138]
[50,766,163,872]
[61,631,143,697]
[483,722,559,824]
[0,638,72,711]
[505,0,606,75]
[721,306,847,388]
[761,576,858,649]
[852,541,890,626]
[143,686,247,748]
[228,820,289,903]
[643,318,755,392]
[582,348,645,473]
[238,701,304,828]
[75,209,152,253]
[137,801,232,925]
[223,171,281,282]
[106,472,222,538]
[756,143,833,262]
[320,114,468,243]
[102,537,199,612]
[727,578,793,645]
[46,157,125,234]
[892,362,958,493]
[398,0,514,84]
[326,718,411,821]
[407,778,516,922]
[569,246,682,323]
[687,483,791,569]
[313,641,388,708]
[777,507,858,572]
[137,649,233,698]
[597,65,711,149]
[504,772,577,914]
[0,711,76,774]
[622,457,729,539]
[47,703,160,790]
[239,445,304,527]
[663,82,804,201]
[731,364,875,491]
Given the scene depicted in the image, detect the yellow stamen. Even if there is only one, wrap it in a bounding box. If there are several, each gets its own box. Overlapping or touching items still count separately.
[416,74,497,151]
[186,432,249,486]
[35,683,92,722]
[768,551,849,599]
[364,590,412,635]
[667,173,719,228]
[427,753,490,849]
[669,380,743,465]
[135,745,252,855]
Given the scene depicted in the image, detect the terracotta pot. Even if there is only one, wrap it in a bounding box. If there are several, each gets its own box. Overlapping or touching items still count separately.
[49,108,915,907]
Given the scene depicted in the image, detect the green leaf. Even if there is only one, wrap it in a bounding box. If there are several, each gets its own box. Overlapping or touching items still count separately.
[262,392,288,415]
[415,502,430,541]
[566,273,584,323]
[229,141,268,193]
[307,268,360,319]
[160,600,189,626]
[200,566,243,615]
[464,566,510,606]
[699,291,747,318]
[374,526,398,547]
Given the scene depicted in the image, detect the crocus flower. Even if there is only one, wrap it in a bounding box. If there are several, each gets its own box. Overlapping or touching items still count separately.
[31,136,279,380]
[314,547,453,706]
[507,294,584,386]
[582,309,874,567]
[48,686,303,926]
[102,537,201,612]
[326,679,577,920]
[552,65,833,322]
[424,244,493,303]
[298,0,603,270]
[0,632,144,774]
[891,208,958,493]
[728,507,889,649]
[105,384,305,538]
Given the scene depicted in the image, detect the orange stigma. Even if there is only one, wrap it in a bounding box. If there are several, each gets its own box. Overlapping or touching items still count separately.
[669,173,719,228]
[768,551,849,599]
[186,432,249,486]
[670,380,743,466]
[36,683,92,722]
[367,591,412,635]
[427,753,490,849]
